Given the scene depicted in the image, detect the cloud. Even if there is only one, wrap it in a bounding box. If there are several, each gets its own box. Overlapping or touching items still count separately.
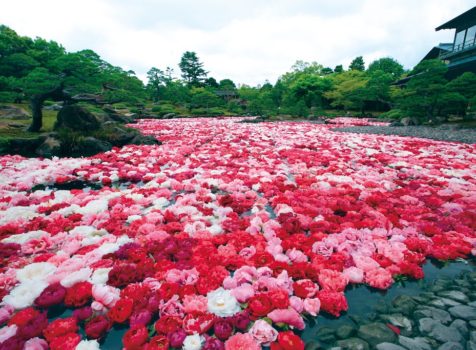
[0,0,474,85]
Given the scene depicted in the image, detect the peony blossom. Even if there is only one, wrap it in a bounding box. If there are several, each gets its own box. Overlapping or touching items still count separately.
[207,288,241,317]
[267,308,305,330]
[183,333,204,350]
[248,319,278,345]
[225,333,260,350]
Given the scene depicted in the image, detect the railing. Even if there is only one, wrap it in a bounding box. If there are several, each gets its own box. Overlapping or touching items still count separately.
[440,37,476,59]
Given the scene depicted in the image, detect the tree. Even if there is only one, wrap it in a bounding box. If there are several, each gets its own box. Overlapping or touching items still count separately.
[349,56,365,71]
[395,59,449,123]
[321,67,334,75]
[179,51,207,86]
[334,65,344,73]
[289,74,332,109]
[368,57,404,80]
[204,77,219,88]
[219,78,236,90]
[324,70,368,111]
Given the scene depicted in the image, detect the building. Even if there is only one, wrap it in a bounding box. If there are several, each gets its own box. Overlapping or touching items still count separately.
[395,6,476,86]
[428,6,476,78]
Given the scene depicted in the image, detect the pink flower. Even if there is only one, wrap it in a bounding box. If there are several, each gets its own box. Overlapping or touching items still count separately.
[248,319,278,345]
[231,283,255,303]
[342,267,364,284]
[225,333,260,350]
[92,284,120,308]
[267,308,305,330]
[160,295,184,318]
[0,324,17,343]
[0,305,14,325]
[318,269,349,292]
[303,298,321,316]
[24,337,48,350]
[289,296,304,313]
[183,295,208,314]
[365,268,394,289]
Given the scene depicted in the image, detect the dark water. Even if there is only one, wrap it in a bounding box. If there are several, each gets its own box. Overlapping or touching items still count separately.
[302,259,476,341]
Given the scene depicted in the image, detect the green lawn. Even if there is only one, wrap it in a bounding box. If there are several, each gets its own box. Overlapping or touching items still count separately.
[0,104,58,140]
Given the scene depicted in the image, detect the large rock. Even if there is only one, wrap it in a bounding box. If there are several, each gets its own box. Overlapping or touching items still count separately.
[414,306,452,324]
[336,324,356,339]
[55,105,101,131]
[336,338,369,350]
[398,336,432,350]
[73,137,112,157]
[380,314,412,334]
[448,306,476,321]
[437,291,469,303]
[418,317,440,333]
[392,295,417,316]
[437,342,464,350]
[0,105,30,119]
[357,323,397,347]
[429,324,463,343]
[129,134,161,146]
[35,136,61,158]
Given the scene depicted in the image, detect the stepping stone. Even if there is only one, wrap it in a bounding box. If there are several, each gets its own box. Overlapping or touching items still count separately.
[448,306,476,321]
[398,336,432,350]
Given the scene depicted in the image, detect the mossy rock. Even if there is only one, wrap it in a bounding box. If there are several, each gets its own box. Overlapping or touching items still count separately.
[55,105,101,131]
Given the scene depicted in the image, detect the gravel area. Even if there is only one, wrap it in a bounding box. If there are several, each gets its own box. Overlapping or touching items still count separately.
[333,125,476,144]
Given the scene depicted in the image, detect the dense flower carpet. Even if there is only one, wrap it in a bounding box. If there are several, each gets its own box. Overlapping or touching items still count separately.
[0,117,475,349]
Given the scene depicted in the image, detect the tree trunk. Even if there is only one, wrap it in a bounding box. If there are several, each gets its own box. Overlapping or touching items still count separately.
[27,83,69,132]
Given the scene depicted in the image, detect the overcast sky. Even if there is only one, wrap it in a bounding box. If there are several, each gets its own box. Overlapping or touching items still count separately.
[1,0,474,85]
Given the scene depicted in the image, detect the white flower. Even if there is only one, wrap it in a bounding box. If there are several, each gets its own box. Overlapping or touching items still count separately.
[61,267,92,287]
[182,334,204,350]
[76,340,101,350]
[3,281,48,309]
[2,230,48,245]
[16,262,56,283]
[89,267,112,285]
[207,287,241,317]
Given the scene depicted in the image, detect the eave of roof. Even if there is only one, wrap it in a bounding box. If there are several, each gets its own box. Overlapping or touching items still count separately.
[436,6,476,31]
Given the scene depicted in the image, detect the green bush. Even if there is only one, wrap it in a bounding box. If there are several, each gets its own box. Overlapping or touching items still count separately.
[190,107,225,116]
[0,92,16,103]
[379,109,404,120]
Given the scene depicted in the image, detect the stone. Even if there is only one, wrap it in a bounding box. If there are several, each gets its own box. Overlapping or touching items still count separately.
[470,320,476,328]
[418,317,440,333]
[389,121,403,127]
[43,103,63,111]
[357,323,397,347]
[305,341,321,350]
[392,295,417,316]
[55,105,101,131]
[130,134,161,146]
[400,117,414,126]
[468,341,476,350]
[336,324,355,339]
[429,299,446,309]
[316,327,336,343]
[429,324,463,343]
[162,113,176,119]
[376,344,406,350]
[469,301,476,308]
[8,136,44,156]
[448,306,476,321]
[0,105,30,119]
[35,136,61,157]
[438,291,469,303]
[450,319,468,338]
[437,342,464,350]
[472,331,476,342]
[398,336,432,350]
[439,298,462,307]
[414,306,452,324]
[381,314,412,334]
[336,338,369,350]
[74,137,112,157]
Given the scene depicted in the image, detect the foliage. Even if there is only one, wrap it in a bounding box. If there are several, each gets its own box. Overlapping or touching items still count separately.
[179,51,207,87]
[349,56,365,71]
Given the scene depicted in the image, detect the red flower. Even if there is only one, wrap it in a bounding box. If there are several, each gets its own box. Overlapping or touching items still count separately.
[49,333,81,350]
[268,289,290,309]
[123,326,149,349]
[274,331,305,350]
[154,316,182,335]
[317,290,348,317]
[8,307,39,327]
[44,317,78,342]
[293,279,318,299]
[64,281,93,308]
[144,336,170,350]
[182,313,215,335]
[34,283,67,308]
[108,298,134,324]
[248,293,273,318]
[85,315,111,339]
